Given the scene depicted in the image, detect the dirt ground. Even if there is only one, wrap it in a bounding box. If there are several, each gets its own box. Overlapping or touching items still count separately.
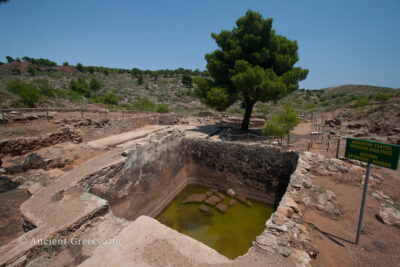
[305,165,400,267]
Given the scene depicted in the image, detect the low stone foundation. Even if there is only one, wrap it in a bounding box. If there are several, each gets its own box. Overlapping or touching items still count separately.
[0,126,82,157]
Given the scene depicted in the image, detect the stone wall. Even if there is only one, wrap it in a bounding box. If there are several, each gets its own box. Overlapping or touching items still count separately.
[185,139,299,206]
[0,126,82,157]
[81,130,187,221]
[81,133,299,222]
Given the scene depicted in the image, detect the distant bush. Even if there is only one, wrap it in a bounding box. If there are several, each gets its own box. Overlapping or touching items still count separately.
[62,62,69,66]
[70,77,90,97]
[373,93,390,102]
[76,63,84,72]
[131,98,155,111]
[156,104,169,113]
[5,80,40,107]
[320,101,331,107]
[89,78,101,91]
[21,57,57,67]
[19,86,40,107]
[354,96,370,107]
[11,68,21,75]
[137,75,143,85]
[182,74,193,88]
[34,79,54,97]
[27,65,36,76]
[305,103,315,109]
[87,66,95,74]
[102,92,119,105]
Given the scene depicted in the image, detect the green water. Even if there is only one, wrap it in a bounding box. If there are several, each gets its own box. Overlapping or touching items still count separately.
[156,184,274,259]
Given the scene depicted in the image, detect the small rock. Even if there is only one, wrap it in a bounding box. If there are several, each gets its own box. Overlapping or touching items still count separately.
[182,194,207,204]
[376,206,400,227]
[27,182,43,195]
[302,196,310,206]
[303,179,312,189]
[216,203,227,213]
[204,195,220,206]
[206,191,213,197]
[277,246,292,257]
[227,188,236,197]
[272,213,288,226]
[289,249,311,266]
[255,233,278,253]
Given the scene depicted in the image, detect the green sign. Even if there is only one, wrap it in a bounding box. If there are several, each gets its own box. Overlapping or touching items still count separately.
[345,138,400,170]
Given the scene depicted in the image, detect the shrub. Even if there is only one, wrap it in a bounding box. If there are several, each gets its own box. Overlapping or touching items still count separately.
[182,74,193,88]
[156,104,169,113]
[137,75,143,85]
[62,62,69,66]
[27,65,36,76]
[34,79,54,97]
[102,92,119,105]
[262,106,301,139]
[19,86,40,107]
[354,96,370,107]
[305,103,315,109]
[89,78,101,91]
[131,98,155,111]
[70,77,89,97]
[11,68,21,75]
[76,63,84,72]
[5,80,40,107]
[262,117,286,138]
[373,93,390,102]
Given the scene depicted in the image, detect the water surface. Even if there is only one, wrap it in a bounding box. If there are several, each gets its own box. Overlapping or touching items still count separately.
[156,184,274,259]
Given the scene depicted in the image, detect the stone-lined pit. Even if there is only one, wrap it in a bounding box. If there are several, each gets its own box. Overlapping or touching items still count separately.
[78,131,298,258]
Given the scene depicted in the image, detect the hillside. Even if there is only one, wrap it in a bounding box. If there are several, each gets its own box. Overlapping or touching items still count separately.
[1,62,399,120]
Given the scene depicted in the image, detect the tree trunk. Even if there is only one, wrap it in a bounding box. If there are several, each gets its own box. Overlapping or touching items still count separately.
[241,101,254,131]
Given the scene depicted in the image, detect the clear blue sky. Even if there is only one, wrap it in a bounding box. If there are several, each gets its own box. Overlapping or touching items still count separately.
[1,0,399,89]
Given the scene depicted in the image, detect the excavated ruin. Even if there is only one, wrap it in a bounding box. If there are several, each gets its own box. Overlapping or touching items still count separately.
[0,129,319,266]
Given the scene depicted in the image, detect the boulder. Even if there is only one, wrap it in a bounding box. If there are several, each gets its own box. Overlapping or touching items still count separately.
[204,195,220,206]
[182,194,207,204]
[22,153,46,170]
[0,176,20,193]
[215,192,225,200]
[199,204,213,215]
[227,188,236,197]
[216,203,227,213]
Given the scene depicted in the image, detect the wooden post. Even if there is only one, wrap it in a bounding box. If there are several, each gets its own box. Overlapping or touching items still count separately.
[81,106,84,119]
[287,133,290,149]
[46,109,50,122]
[336,139,341,158]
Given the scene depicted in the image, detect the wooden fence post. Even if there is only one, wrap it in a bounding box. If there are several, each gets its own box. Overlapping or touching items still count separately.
[336,139,341,158]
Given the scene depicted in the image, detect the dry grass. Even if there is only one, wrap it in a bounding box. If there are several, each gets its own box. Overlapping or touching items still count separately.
[1,119,58,140]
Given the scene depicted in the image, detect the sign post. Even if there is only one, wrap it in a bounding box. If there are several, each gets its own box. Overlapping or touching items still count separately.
[344,138,400,244]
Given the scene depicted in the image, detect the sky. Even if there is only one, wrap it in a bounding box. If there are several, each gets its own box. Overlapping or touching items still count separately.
[0,0,399,89]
